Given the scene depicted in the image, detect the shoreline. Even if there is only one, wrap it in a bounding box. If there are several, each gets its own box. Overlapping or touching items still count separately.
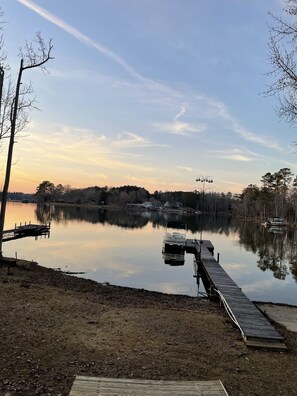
[4,255,297,312]
[1,259,297,395]
[8,255,297,308]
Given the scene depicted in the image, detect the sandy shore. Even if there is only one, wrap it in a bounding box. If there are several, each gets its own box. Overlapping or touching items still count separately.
[256,303,297,333]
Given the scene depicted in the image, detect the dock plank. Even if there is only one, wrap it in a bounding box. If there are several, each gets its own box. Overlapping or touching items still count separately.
[69,376,229,396]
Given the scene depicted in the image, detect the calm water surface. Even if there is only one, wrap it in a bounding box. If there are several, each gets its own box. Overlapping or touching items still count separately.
[3,202,297,305]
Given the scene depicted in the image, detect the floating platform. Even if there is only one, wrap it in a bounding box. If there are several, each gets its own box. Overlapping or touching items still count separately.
[185,239,287,350]
[69,376,229,396]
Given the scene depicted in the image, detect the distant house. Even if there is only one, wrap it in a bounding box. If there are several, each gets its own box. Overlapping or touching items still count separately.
[141,201,162,211]
[164,201,183,209]
[142,202,154,209]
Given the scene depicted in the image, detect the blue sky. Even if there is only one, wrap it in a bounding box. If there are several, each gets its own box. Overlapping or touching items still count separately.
[0,0,295,194]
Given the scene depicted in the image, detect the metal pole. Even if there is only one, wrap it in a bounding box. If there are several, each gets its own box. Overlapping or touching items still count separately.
[196,176,213,253]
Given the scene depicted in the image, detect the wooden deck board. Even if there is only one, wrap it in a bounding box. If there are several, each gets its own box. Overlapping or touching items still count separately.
[187,239,286,349]
[69,376,229,396]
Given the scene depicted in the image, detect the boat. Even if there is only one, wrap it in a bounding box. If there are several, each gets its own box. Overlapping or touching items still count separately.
[264,217,286,228]
[162,221,187,254]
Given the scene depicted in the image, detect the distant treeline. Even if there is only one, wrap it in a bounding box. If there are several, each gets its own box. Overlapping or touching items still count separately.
[234,168,297,222]
[9,167,297,221]
[1,191,35,202]
[34,180,234,214]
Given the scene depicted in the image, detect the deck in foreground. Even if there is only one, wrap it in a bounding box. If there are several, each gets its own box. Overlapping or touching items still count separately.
[185,239,287,350]
[69,376,229,396]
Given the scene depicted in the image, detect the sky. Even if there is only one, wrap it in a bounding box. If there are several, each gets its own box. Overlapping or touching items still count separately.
[0,0,296,194]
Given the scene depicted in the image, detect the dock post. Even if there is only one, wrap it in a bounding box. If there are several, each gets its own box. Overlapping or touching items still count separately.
[217,253,220,263]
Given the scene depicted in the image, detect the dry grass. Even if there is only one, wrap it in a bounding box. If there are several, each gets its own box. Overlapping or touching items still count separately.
[0,260,297,395]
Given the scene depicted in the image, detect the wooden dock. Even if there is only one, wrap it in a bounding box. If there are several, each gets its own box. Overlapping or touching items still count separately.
[2,223,50,242]
[185,239,286,350]
[69,376,229,395]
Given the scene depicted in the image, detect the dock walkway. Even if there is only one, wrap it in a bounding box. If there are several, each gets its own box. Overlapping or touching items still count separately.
[2,223,50,242]
[185,239,286,350]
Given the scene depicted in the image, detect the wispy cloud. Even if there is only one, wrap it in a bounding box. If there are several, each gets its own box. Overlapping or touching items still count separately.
[8,123,162,178]
[18,0,142,80]
[176,166,193,172]
[155,120,206,136]
[155,104,206,136]
[17,0,180,98]
[18,0,284,153]
[225,154,252,161]
[112,131,167,149]
[173,105,186,121]
[208,148,258,162]
[231,122,282,151]
[203,97,283,151]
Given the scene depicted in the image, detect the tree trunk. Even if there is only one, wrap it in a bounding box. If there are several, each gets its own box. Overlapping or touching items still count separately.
[0,60,23,256]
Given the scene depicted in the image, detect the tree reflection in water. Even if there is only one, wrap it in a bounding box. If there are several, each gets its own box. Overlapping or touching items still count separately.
[35,204,151,229]
[35,204,297,282]
[236,221,297,282]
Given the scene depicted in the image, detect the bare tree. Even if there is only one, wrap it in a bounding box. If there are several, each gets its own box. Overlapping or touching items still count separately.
[265,0,297,124]
[0,11,12,144]
[0,33,54,256]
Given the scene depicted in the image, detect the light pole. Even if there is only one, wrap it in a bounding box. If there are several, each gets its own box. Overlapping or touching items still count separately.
[196,176,213,245]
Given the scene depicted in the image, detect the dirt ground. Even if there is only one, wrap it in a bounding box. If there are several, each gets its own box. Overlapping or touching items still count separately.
[0,260,297,396]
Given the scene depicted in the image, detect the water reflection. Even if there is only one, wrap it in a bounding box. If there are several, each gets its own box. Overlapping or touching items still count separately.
[162,252,185,266]
[35,204,151,228]
[235,221,297,282]
[3,202,297,303]
[34,204,297,284]
[35,204,235,232]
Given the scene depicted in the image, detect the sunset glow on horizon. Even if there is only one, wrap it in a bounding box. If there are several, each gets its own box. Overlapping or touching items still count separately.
[0,0,296,195]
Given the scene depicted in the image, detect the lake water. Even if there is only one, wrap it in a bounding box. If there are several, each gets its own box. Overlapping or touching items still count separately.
[3,202,297,305]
